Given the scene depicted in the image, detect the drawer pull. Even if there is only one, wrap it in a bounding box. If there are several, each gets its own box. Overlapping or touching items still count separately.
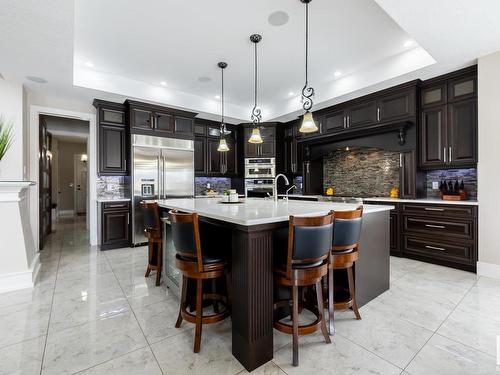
[425,245,446,251]
[425,207,445,211]
[425,224,446,229]
[107,204,125,208]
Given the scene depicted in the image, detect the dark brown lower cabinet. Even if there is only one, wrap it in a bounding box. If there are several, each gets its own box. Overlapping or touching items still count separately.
[100,202,130,250]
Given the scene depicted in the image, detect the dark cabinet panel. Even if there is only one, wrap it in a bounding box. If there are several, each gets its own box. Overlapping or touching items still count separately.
[420,105,447,167]
[260,142,275,157]
[207,138,222,174]
[194,136,206,174]
[448,75,477,102]
[403,235,474,267]
[346,100,377,128]
[101,202,130,250]
[377,90,415,123]
[324,110,346,133]
[403,215,473,240]
[448,99,477,165]
[243,126,276,157]
[175,116,194,135]
[194,122,206,135]
[100,125,127,175]
[399,151,416,199]
[421,83,447,108]
[155,111,174,134]
[131,107,154,131]
[94,100,127,176]
[224,138,238,175]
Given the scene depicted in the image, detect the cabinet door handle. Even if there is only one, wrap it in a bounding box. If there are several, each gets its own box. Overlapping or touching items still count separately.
[343,116,346,128]
[108,204,124,208]
[399,153,403,168]
[425,245,446,251]
[443,147,447,163]
[127,213,130,225]
[150,115,154,129]
[449,147,452,163]
[425,224,446,229]
[377,107,381,122]
[347,116,350,127]
[425,207,445,211]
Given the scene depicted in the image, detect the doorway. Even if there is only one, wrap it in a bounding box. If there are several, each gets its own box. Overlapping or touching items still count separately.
[38,114,89,249]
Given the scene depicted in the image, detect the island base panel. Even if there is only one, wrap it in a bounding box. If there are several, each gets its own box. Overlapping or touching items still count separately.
[231,228,274,372]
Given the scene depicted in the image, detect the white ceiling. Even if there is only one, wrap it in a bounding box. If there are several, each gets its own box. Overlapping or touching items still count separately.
[2,0,500,123]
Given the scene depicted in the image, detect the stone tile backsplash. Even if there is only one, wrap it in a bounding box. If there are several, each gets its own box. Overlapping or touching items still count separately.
[323,147,400,197]
[425,168,477,200]
[96,176,129,199]
[195,177,231,196]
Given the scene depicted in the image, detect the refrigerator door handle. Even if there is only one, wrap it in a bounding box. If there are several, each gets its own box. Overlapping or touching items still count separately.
[157,154,162,199]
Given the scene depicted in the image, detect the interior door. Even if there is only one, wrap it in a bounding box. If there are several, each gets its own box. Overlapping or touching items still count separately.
[74,154,88,214]
[133,146,160,244]
[163,148,194,198]
[39,117,52,250]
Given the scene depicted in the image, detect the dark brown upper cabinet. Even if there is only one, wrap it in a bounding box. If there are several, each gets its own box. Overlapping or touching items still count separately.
[345,100,377,128]
[420,105,447,167]
[324,110,346,133]
[421,83,447,108]
[419,66,477,168]
[243,125,276,157]
[93,100,128,176]
[126,100,196,139]
[377,90,415,123]
[194,120,239,177]
[448,98,477,165]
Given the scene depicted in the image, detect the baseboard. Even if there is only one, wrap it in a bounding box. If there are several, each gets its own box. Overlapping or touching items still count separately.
[0,255,40,294]
[477,261,500,280]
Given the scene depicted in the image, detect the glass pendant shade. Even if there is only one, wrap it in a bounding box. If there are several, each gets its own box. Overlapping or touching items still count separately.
[217,138,229,152]
[299,111,318,133]
[248,127,263,144]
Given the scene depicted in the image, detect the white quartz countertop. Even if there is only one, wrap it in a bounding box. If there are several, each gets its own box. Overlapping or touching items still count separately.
[96,197,131,203]
[362,197,479,206]
[157,198,393,226]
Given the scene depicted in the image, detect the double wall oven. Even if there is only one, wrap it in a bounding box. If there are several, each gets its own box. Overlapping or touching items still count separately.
[244,157,276,198]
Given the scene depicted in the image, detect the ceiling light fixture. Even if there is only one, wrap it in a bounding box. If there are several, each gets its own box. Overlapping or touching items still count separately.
[334,71,342,77]
[288,92,295,96]
[85,61,94,68]
[215,95,221,99]
[248,34,263,144]
[217,62,230,152]
[298,0,318,134]
[403,40,415,48]
[160,81,167,86]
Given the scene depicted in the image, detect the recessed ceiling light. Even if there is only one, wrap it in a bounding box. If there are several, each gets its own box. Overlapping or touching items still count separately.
[288,92,294,96]
[85,61,94,68]
[198,76,211,83]
[26,76,48,83]
[268,11,289,26]
[214,95,221,99]
[334,71,342,77]
[403,40,415,48]
[160,81,167,86]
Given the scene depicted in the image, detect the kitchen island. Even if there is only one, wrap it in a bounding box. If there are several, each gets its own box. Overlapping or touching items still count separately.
[157,198,393,371]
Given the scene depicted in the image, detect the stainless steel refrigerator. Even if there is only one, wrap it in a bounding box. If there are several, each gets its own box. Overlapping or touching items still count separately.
[131,134,194,245]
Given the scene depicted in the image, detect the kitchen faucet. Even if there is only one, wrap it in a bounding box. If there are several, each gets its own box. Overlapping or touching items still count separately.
[273,174,290,202]
[283,184,297,201]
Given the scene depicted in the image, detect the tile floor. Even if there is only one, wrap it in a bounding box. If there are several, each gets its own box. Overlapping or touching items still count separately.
[1,217,499,374]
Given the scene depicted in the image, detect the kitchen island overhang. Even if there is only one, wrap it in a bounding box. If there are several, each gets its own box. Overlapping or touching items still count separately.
[157,198,393,372]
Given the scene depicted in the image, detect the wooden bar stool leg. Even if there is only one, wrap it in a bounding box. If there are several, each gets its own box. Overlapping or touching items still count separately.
[347,267,361,320]
[328,267,335,335]
[193,279,203,353]
[155,242,162,286]
[316,281,331,344]
[211,279,220,313]
[176,275,187,328]
[292,285,299,367]
[145,241,153,277]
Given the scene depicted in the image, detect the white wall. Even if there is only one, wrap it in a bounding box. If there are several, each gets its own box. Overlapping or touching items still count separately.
[477,50,500,278]
[0,80,25,180]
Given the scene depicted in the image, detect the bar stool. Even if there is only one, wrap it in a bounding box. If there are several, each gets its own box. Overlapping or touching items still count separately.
[328,206,363,335]
[273,212,334,367]
[170,210,230,353]
[140,201,163,286]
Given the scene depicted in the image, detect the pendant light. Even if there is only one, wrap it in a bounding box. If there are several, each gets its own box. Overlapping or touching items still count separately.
[248,34,263,144]
[217,61,230,152]
[299,0,318,134]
